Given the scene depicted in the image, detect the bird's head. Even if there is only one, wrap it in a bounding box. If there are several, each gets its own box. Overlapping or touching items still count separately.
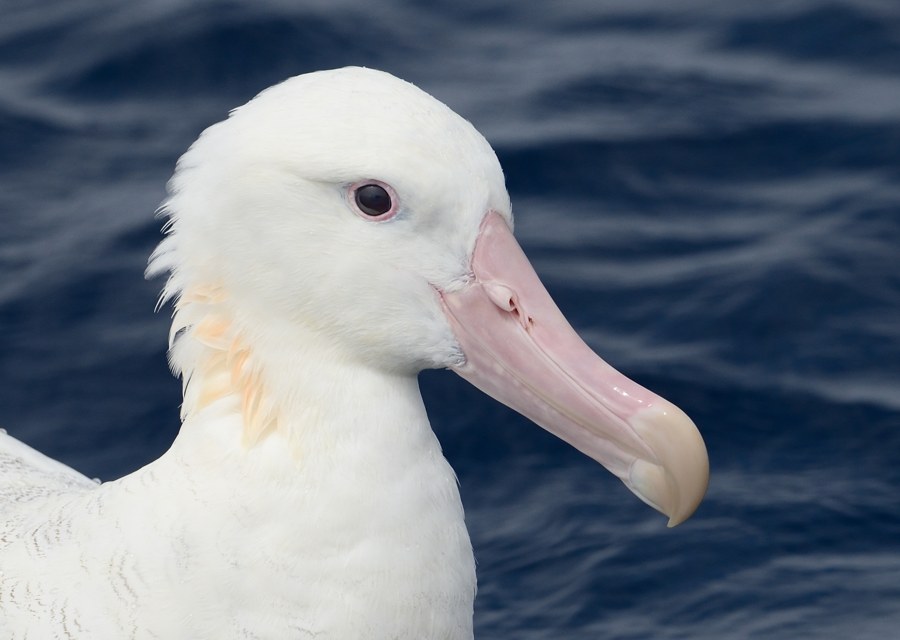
[149,67,708,525]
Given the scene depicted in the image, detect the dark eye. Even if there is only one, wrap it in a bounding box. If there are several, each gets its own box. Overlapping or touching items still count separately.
[355,184,392,216]
[348,180,399,221]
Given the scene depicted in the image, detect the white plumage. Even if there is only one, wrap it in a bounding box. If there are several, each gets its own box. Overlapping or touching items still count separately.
[0,68,707,639]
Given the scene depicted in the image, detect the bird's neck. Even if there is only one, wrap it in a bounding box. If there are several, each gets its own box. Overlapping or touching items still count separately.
[166,283,438,465]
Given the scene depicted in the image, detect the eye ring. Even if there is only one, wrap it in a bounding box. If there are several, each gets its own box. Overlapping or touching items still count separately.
[348,180,399,221]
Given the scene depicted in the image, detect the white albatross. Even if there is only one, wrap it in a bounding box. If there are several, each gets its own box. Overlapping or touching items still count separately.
[0,67,708,639]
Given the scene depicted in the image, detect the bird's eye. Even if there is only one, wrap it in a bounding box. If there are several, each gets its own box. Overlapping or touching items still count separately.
[356,184,391,215]
[349,181,398,221]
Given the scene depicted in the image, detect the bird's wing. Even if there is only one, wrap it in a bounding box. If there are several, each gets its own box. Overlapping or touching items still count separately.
[0,430,97,506]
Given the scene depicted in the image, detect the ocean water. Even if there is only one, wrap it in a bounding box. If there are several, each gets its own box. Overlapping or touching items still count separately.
[1,1,899,638]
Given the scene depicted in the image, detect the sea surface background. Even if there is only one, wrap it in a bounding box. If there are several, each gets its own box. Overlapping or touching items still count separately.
[1,1,899,637]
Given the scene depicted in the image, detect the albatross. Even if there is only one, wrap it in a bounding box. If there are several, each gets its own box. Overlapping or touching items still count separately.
[0,67,708,639]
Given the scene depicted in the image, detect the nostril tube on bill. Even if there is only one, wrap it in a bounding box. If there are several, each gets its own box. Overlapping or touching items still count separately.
[483,281,532,330]
[484,282,517,312]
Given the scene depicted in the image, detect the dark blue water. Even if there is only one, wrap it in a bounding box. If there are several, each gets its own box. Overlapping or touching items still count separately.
[2,1,899,637]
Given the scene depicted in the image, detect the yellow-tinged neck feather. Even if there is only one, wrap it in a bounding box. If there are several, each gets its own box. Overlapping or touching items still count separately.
[172,285,279,447]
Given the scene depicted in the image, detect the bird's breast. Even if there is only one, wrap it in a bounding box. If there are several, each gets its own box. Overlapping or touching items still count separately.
[150,407,478,639]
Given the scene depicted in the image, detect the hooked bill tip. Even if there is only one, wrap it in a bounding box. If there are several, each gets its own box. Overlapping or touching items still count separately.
[627,404,709,527]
